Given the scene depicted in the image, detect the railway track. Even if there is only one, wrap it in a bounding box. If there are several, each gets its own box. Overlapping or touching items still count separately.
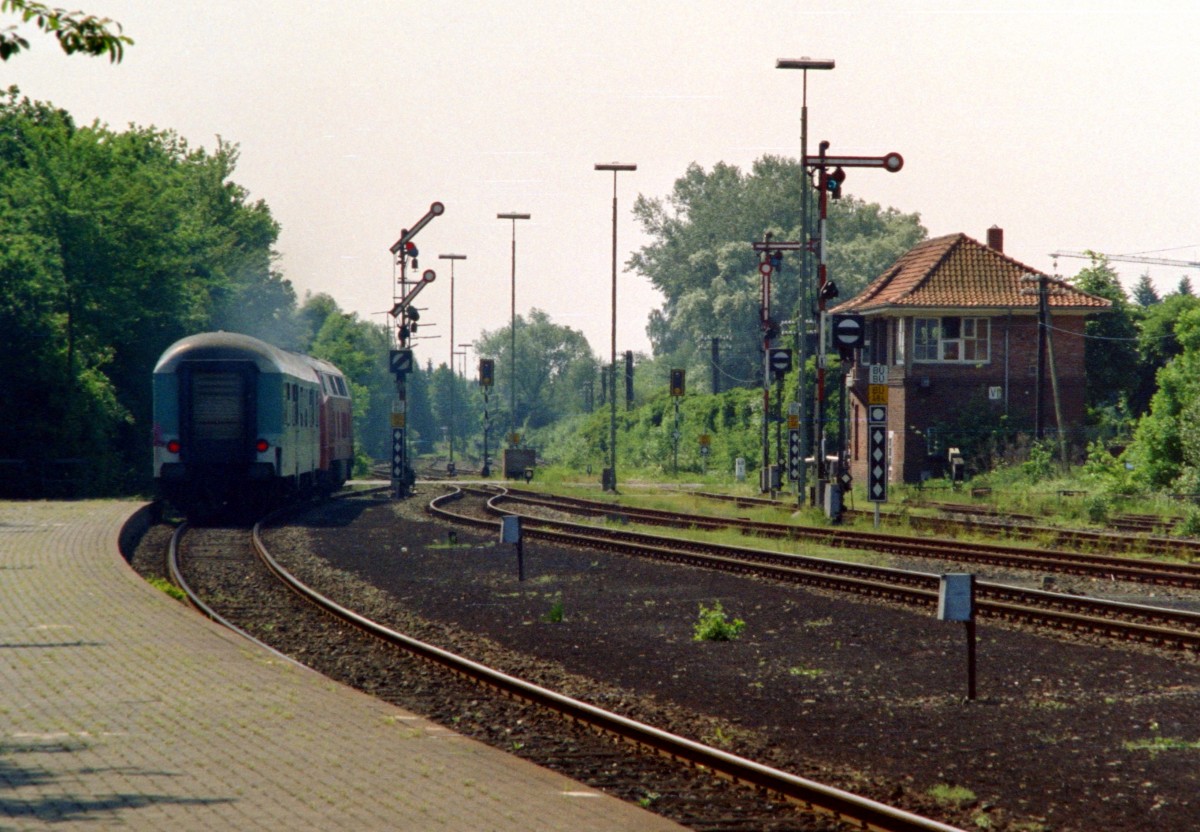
[482,487,1200,591]
[166,503,964,832]
[699,490,1198,559]
[905,499,1181,536]
[432,487,1200,652]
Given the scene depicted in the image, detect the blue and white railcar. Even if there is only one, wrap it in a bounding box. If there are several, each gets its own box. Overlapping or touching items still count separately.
[153,331,329,519]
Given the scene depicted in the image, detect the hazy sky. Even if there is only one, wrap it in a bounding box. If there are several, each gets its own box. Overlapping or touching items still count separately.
[7,1,1198,363]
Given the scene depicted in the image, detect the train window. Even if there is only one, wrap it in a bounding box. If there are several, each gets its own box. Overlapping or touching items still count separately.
[335,376,348,397]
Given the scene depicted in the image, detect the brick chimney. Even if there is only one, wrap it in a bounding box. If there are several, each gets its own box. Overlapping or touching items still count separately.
[986,225,1004,252]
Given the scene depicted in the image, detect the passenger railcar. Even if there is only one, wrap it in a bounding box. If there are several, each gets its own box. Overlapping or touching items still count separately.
[153,331,353,520]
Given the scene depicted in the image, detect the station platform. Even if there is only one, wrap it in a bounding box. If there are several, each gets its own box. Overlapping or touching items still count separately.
[0,500,684,831]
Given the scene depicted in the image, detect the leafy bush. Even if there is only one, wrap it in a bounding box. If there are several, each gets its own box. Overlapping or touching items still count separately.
[692,601,745,641]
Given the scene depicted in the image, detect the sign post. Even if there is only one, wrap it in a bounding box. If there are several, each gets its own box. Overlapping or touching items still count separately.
[500,515,525,581]
[938,573,978,701]
[866,364,889,526]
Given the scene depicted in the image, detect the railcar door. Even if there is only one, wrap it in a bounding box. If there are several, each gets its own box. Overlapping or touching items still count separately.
[181,362,257,469]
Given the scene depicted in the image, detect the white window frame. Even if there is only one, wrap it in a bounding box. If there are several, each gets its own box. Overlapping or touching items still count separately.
[913,316,990,363]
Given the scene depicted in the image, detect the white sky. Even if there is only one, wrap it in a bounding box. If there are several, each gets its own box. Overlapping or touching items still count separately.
[6,1,1199,363]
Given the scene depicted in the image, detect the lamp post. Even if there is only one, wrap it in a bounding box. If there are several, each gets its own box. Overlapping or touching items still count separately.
[777,57,834,505]
[439,253,466,473]
[594,163,637,493]
[497,213,530,453]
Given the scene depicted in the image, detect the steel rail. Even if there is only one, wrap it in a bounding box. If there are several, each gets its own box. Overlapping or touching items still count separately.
[167,523,310,668]
[240,493,966,832]
[700,490,1197,557]
[434,488,1200,651]
[493,487,1200,589]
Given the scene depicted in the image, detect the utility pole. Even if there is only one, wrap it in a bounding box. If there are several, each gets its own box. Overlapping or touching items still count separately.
[439,253,466,475]
[777,57,835,505]
[595,163,637,492]
[711,337,721,394]
[1022,274,1069,470]
[752,237,802,495]
[497,213,531,474]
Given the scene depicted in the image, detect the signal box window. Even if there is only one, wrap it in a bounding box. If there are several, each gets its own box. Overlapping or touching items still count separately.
[914,316,990,363]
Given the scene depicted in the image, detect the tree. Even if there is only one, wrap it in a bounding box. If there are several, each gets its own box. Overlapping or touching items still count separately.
[1132,292,1200,415]
[630,155,925,387]
[0,88,289,493]
[1132,273,1160,307]
[1127,307,1200,490]
[1176,276,1194,297]
[1,1,131,61]
[475,309,599,433]
[1068,256,1140,416]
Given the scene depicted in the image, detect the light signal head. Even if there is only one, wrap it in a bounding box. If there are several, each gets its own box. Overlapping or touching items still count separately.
[825,166,846,199]
[669,368,685,397]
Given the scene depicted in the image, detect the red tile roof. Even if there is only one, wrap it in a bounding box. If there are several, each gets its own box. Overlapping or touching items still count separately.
[831,233,1111,314]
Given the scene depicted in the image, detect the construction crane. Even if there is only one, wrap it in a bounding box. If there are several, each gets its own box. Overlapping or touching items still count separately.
[1051,249,1200,270]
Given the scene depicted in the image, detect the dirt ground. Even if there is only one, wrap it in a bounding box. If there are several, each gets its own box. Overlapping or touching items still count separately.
[285,488,1200,831]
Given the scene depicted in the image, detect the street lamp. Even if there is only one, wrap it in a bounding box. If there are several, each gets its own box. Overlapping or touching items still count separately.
[439,253,467,474]
[497,213,530,455]
[777,56,834,505]
[595,163,637,493]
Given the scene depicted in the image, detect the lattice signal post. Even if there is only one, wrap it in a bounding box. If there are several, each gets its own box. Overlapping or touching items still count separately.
[388,202,444,498]
[804,142,902,516]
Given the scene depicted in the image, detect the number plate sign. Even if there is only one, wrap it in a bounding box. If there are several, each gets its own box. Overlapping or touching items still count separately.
[868,385,889,404]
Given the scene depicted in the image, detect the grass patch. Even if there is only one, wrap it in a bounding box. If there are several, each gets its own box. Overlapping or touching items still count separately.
[540,596,565,623]
[146,576,186,602]
[1123,735,1200,756]
[927,783,976,807]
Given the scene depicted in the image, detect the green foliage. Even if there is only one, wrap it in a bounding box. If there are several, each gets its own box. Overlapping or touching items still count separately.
[1177,506,1200,537]
[475,308,599,433]
[926,783,977,807]
[1,1,132,62]
[1021,442,1056,480]
[1125,307,1200,492]
[146,576,186,602]
[1067,255,1141,414]
[1083,492,1111,524]
[540,596,564,624]
[0,88,291,494]
[1132,273,1160,307]
[692,601,745,642]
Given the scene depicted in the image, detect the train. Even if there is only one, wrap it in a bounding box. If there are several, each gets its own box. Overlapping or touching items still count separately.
[152,331,354,521]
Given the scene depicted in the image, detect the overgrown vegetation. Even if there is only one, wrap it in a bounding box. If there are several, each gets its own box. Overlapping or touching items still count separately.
[692,601,745,642]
